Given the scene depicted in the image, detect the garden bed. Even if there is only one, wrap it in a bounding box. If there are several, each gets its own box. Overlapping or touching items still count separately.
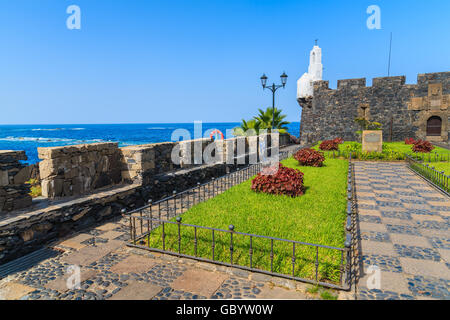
[141,157,349,285]
[313,141,450,162]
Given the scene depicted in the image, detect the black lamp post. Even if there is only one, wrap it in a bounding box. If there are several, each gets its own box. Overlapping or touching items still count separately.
[260,72,288,130]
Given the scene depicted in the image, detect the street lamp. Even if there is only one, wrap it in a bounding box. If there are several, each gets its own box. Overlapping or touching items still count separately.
[260,72,288,130]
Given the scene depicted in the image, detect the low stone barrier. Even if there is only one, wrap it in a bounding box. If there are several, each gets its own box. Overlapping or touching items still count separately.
[38,143,123,198]
[120,138,213,185]
[0,151,32,212]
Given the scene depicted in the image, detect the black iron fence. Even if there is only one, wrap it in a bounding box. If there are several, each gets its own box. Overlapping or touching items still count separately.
[319,147,450,163]
[408,151,450,163]
[406,154,450,195]
[122,148,355,290]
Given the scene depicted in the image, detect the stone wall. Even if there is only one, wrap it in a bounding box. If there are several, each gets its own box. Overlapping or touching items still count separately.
[38,143,123,198]
[279,133,291,146]
[36,134,279,200]
[297,71,450,145]
[0,151,32,212]
[120,142,175,184]
[120,138,213,185]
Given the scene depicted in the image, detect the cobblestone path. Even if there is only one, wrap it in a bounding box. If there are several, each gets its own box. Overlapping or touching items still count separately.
[0,214,319,300]
[354,162,450,300]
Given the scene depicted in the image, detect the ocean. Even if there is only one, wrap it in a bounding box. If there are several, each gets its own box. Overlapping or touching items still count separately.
[0,122,300,164]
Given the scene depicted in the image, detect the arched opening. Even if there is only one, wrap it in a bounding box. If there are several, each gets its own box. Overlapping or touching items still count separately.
[426,116,442,136]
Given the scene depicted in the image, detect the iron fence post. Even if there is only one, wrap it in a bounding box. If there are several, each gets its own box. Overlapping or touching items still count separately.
[176,216,182,254]
[148,199,153,232]
[229,224,235,265]
[173,190,177,216]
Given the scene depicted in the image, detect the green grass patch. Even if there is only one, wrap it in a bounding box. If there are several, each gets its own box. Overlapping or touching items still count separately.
[320,290,338,300]
[306,284,338,300]
[423,162,450,175]
[27,179,42,198]
[143,157,349,285]
[313,141,449,162]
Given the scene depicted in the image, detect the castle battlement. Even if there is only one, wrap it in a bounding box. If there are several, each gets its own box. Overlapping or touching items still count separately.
[311,72,450,94]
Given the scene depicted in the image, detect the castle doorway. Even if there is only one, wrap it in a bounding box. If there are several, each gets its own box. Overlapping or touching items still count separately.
[426,116,442,136]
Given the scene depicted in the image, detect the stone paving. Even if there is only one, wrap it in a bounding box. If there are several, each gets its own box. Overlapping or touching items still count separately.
[0,212,326,300]
[354,162,450,300]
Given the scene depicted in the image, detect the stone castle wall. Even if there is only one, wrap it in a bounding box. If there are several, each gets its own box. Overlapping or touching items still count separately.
[0,151,33,212]
[298,72,450,145]
[38,143,123,198]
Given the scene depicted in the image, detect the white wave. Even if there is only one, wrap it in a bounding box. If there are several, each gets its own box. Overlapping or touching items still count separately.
[147,127,175,130]
[0,136,100,143]
[31,127,86,131]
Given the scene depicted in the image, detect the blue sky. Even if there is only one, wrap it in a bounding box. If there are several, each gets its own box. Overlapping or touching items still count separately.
[0,0,448,124]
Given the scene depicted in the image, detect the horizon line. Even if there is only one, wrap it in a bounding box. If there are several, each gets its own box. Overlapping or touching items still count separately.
[0,121,301,126]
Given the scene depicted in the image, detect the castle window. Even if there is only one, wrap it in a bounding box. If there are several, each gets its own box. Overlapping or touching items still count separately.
[426,116,442,136]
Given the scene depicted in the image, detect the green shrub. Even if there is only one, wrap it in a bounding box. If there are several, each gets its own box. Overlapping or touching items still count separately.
[27,178,42,198]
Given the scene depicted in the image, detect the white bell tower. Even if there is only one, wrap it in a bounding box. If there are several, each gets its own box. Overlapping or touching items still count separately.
[297,42,323,99]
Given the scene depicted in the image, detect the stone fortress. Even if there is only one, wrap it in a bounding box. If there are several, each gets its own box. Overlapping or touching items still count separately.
[297,44,450,145]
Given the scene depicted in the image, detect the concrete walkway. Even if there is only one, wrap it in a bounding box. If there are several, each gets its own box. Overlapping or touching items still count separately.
[354,162,450,300]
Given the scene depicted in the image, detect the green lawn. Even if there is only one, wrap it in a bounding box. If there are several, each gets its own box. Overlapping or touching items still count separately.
[144,157,349,284]
[384,142,449,156]
[424,161,450,175]
[313,141,450,162]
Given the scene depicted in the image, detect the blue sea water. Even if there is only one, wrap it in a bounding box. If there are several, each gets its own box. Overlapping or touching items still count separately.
[0,122,300,164]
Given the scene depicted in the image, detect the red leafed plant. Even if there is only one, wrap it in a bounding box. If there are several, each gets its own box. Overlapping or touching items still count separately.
[412,140,435,153]
[251,163,304,197]
[405,138,416,145]
[319,139,339,151]
[294,148,325,167]
[333,138,344,145]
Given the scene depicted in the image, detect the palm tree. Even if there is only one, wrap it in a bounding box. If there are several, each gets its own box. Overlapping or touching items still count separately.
[254,107,290,133]
[233,119,261,136]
